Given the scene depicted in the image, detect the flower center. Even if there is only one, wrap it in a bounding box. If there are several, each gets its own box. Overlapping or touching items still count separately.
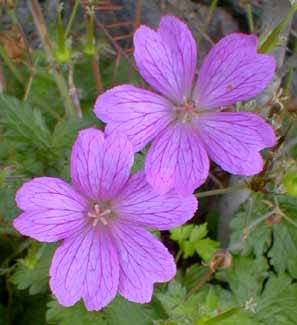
[174,100,199,123]
[87,203,112,227]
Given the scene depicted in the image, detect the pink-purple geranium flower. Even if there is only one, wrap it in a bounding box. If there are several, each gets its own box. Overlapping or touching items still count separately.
[94,16,277,196]
[13,128,197,310]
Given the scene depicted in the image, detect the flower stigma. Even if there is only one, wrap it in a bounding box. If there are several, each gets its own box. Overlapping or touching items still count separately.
[87,203,112,227]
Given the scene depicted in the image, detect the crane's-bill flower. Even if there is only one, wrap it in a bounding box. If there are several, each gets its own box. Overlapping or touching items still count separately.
[94,16,277,196]
[13,128,197,310]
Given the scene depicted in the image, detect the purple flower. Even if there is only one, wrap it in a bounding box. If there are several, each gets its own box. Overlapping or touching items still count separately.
[13,128,197,310]
[94,16,277,196]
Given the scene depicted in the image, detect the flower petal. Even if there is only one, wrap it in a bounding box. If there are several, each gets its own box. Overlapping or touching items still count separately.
[71,128,134,201]
[15,177,87,211]
[94,85,174,152]
[114,171,197,230]
[145,123,209,195]
[194,33,276,109]
[13,177,88,242]
[13,210,87,242]
[50,227,119,310]
[196,112,276,175]
[111,222,176,303]
[134,16,197,104]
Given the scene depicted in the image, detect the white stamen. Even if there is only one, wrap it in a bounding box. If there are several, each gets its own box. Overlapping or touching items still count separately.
[87,205,112,226]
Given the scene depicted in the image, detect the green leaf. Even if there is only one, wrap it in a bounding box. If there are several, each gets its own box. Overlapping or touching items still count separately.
[27,71,62,109]
[0,180,23,222]
[182,264,209,291]
[0,94,51,152]
[216,256,268,305]
[283,172,297,196]
[131,153,145,173]
[170,224,219,261]
[13,293,48,325]
[229,196,271,257]
[157,281,255,325]
[0,304,8,325]
[11,243,56,295]
[268,221,297,278]
[47,300,107,325]
[156,280,201,323]
[51,117,91,152]
[47,296,166,325]
[256,273,297,324]
[258,4,297,53]
[104,296,166,325]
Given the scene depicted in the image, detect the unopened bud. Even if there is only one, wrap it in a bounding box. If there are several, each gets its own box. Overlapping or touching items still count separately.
[209,249,232,272]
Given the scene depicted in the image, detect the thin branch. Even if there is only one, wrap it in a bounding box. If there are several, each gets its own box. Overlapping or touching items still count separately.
[68,64,83,118]
[91,54,103,94]
[94,18,136,71]
[65,0,80,38]
[133,0,143,32]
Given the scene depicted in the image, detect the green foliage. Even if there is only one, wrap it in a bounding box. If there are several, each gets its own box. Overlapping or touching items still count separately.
[216,255,297,325]
[229,196,271,257]
[131,153,145,173]
[156,280,255,325]
[0,180,22,222]
[12,244,56,295]
[0,94,51,152]
[256,273,297,324]
[230,194,297,278]
[47,300,106,325]
[258,3,297,53]
[282,172,297,196]
[216,256,269,305]
[26,71,64,116]
[47,296,166,325]
[170,223,219,261]
[268,221,297,277]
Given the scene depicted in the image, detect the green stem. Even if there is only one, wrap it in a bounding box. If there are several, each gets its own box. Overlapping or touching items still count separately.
[195,184,247,199]
[245,4,254,33]
[29,0,76,118]
[175,250,182,263]
[259,4,297,53]
[85,7,96,56]
[245,209,277,233]
[204,307,242,324]
[57,4,66,55]
[8,9,18,26]
[284,36,297,96]
[204,0,218,30]
[65,0,80,38]
[282,213,297,228]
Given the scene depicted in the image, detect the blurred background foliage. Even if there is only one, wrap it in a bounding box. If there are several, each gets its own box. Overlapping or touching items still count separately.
[1,0,297,324]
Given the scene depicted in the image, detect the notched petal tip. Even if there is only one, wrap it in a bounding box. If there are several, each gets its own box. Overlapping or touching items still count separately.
[194,32,277,109]
[196,112,274,176]
[134,16,197,104]
[113,224,176,304]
